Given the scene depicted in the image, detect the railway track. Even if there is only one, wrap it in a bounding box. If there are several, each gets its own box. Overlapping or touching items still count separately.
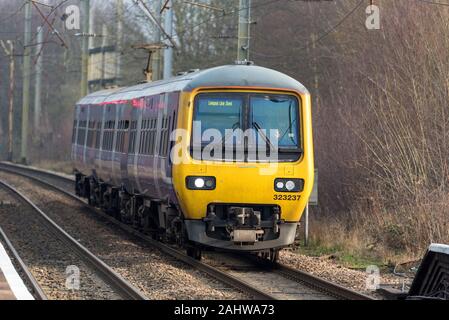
[0,226,47,300]
[0,162,374,300]
[0,178,147,300]
[204,252,372,300]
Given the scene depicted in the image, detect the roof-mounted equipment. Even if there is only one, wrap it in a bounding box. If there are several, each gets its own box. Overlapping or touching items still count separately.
[235,60,254,66]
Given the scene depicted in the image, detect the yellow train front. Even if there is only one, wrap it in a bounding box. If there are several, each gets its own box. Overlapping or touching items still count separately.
[172,65,314,256]
[72,64,314,259]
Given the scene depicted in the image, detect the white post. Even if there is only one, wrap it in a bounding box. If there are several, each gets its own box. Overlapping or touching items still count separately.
[304,203,309,246]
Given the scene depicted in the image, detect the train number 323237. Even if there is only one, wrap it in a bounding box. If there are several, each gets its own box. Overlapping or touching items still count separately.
[273,194,300,201]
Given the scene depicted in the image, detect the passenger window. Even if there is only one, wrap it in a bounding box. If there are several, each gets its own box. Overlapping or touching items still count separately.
[72,120,77,144]
[95,122,102,149]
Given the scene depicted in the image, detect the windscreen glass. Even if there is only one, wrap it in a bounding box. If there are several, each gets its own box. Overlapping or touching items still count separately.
[250,95,299,148]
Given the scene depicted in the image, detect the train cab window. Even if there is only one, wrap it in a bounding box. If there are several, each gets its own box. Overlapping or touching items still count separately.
[193,93,301,162]
[194,94,243,139]
[250,95,300,149]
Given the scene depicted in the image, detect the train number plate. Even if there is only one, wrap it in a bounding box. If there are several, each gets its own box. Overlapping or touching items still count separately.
[273,194,300,201]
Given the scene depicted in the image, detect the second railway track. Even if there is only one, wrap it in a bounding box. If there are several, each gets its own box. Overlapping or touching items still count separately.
[0,179,147,300]
[0,165,259,300]
[0,226,47,300]
[0,162,374,300]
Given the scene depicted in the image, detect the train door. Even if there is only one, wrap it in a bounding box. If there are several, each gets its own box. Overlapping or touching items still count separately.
[157,92,179,201]
[99,103,117,183]
[164,92,180,182]
[153,92,180,201]
[96,104,107,179]
[135,95,157,197]
[76,104,89,173]
[127,97,145,194]
[71,105,80,163]
[151,93,167,200]
[113,100,132,189]
[86,104,102,174]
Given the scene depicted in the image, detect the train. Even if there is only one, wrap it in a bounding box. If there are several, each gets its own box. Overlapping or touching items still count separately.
[72,63,314,261]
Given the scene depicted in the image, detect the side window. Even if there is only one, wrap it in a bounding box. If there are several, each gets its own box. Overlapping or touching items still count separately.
[160,116,168,157]
[149,118,157,155]
[77,120,87,146]
[115,121,122,152]
[139,117,158,155]
[110,121,116,151]
[169,110,177,156]
[95,122,102,149]
[102,120,116,151]
[128,121,138,154]
[72,120,77,144]
[102,121,108,150]
[160,112,175,157]
[141,120,145,154]
[86,121,96,148]
[115,120,129,153]
[139,120,145,154]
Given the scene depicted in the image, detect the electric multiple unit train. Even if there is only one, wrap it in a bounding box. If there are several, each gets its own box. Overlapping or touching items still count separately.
[72,64,314,260]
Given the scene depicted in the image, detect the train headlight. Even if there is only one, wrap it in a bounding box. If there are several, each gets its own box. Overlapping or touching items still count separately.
[186,176,216,190]
[286,181,296,191]
[274,178,304,193]
[195,178,205,189]
[276,181,285,190]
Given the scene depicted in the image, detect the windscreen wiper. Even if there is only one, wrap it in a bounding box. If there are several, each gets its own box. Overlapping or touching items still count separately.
[253,122,276,151]
[199,122,241,150]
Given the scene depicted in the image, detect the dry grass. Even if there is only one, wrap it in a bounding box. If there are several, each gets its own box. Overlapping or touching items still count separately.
[1,0,446,266]
[309,188,449,265]
[297,1,449,264]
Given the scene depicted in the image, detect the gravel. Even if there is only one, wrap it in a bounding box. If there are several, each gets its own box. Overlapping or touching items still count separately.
[203,252,334,300]
[1,165,409,300]
[0,172,247,300]
[0,188,121,300]
[279,249,412,298]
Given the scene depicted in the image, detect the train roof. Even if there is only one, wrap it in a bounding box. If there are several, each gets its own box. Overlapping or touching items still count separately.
[77,65,309,105]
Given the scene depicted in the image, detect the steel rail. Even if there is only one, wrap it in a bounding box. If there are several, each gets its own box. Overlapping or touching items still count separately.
[222,253,375,300]
[0,164,274,300]
[0,162,374,300]
[0,162,75,183]
[0,179,148,300]
[0,226,48,300]
[272,262,374,300]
